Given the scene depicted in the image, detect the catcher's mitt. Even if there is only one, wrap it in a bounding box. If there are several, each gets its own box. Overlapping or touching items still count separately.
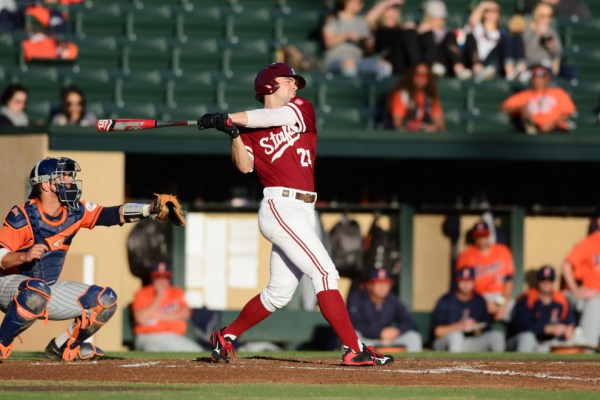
[150,193,186,226]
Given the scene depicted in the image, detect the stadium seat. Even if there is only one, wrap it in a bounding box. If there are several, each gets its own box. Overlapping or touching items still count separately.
[126,4,175,40]
[229,8,275,42]
[72,36,121,70]
[116,70,165,105]
[121,37,172,73]
[320,76,369,112]
[27,100,52,126]
[7,66,62,104]
[177,6,229,41]
[156,103,209,121]
[316,107,372,131]
[463,110,513,135]
[72,3,126,38]
[223,40,276,76]
[165,72,218,108]
[59,67,114,103]
[0,34,19,68]
[103,101,157,119]
[275,9,323,44]
[172,39,224,75]
[220,73,261,111]
[467,79,512,115]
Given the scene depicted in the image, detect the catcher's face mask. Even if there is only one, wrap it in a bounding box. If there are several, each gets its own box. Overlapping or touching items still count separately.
[34,157,83,211]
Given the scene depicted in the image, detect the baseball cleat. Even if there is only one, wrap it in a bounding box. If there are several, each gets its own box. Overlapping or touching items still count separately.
[341,344,394,366]
[44,339,104,361]
[0,341,13,360]
[210,328,236,363]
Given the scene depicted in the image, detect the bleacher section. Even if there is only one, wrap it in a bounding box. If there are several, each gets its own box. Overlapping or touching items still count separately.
[1,0,599,134]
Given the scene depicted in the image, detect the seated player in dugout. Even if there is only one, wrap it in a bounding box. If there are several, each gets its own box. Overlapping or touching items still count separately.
[456,221,515,321]
[346,268,423,352]
[509,265,585,353]
[431,267,506,352]
[0,157,184,361]
[132,262,203,352]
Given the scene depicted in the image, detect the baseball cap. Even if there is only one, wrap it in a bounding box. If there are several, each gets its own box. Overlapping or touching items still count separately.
[151,261,172,279]
[455,267,476,281]
[537,265,556,282]
[368,268,393,283]
[471,221,490,239]
[424,0,447,18]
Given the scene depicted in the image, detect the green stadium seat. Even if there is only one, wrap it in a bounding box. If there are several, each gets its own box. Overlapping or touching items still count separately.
[156,103,208,121]
[569,80,600,131]
[220,73,261,111]
[229,8,275,41]
[172,39,224,75]
[0,34,19,68]
[275,9,322,44]
[165,72,218,107]
[72,3,126,38]
[278,0,326,12]
[59,67,114,103]
[320,76,369,112]
[177,6,229,41]
[316,107,372,131]
[103,101,157,119]
[7,66,62,104]
[116,70,165,105]
[27,100,52,126]
[464,110,513,134]
[468,79,511,115]
[72,36,121,70]
[223,40,275,76]
[126,4,175,40]
[121,38,172,73]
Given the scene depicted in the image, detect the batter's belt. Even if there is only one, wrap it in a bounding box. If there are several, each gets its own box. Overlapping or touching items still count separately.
[282,189,316,203]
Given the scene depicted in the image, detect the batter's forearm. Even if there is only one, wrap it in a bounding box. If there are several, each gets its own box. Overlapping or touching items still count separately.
[229,111,249,127]
[231,138,254,173]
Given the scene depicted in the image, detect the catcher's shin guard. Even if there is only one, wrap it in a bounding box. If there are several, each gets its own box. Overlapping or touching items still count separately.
[58,285,117,361]
[0,279,50,359]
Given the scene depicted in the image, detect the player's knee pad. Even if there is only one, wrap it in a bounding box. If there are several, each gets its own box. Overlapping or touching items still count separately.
[16,278,51,318]
[78,285,118,325]
[260,288,292,312]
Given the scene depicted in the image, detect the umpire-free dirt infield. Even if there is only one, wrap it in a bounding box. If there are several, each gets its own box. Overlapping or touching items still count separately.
[1,355,599,391]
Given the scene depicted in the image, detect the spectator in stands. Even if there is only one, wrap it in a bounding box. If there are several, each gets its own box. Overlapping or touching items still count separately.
[347,268,422,352]
[371,1,421,75]
[464,1,527,82]
[0,0,21,32]
[499,64,576,134]
[561,207,600,347]
[522,2,577,80]
[0,83,28,127]
[456,221,515,321]
[51,85,96,127]
[432,267,506,352]
[321,0,396,79]
[523,0,591,19]
[132,262,204,352]
[509,265,581,352]
[387,62,445,132]
[418,0,474,80]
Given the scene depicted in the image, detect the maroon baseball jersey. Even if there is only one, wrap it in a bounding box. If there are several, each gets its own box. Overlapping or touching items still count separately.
[240,97,317,191]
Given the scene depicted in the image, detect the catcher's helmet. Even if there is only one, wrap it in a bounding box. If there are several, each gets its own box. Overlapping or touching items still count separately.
[28,157,82,210]
[254,62,306,102]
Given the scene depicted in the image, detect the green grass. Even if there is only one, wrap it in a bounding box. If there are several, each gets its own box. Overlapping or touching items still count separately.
[0,381,598,400]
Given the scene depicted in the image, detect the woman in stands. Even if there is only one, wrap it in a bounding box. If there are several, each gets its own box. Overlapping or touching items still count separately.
[387,62,445,133]
[51,85,96,127]
[0,83,29,127]
[463,1,527,82]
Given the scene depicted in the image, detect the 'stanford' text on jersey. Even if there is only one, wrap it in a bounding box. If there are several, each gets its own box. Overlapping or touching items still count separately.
[240,97,316,192]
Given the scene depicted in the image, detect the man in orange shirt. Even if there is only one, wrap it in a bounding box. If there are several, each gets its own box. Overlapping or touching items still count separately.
[561,208,600,347]
[456,221,515,321]
[132,262,203,352]
[500,64,575,134]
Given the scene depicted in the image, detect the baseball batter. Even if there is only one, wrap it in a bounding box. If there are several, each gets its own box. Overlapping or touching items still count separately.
[0,157,182,361]
[198,62,393,366]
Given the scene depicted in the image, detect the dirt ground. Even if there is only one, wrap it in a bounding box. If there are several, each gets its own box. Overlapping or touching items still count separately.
[1,356,599,391]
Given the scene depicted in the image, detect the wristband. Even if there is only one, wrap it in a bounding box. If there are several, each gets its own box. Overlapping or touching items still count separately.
[123,203,150,223]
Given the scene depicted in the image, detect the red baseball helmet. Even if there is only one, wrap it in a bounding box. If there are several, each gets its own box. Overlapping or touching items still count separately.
[254,62,306,102]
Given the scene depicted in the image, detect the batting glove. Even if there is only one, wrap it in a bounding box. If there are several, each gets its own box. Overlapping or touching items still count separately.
[198,113,240,139]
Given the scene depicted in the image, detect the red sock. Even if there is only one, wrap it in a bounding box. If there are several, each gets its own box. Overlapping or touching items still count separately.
[223,294,272,338]
[317,290,361,353]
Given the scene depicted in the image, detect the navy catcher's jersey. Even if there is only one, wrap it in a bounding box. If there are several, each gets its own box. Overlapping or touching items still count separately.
[0,199,103,284]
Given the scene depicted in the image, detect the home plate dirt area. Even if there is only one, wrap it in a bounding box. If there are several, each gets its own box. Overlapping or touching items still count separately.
[1,356,599,390]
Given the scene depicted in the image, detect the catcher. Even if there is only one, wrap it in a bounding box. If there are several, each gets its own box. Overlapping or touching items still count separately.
[0,157,185,361]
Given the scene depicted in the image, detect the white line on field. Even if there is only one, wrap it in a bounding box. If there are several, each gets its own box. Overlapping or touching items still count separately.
[121,361,161,368]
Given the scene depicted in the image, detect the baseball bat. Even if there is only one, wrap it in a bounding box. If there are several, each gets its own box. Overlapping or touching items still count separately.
[96,119,199,132]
